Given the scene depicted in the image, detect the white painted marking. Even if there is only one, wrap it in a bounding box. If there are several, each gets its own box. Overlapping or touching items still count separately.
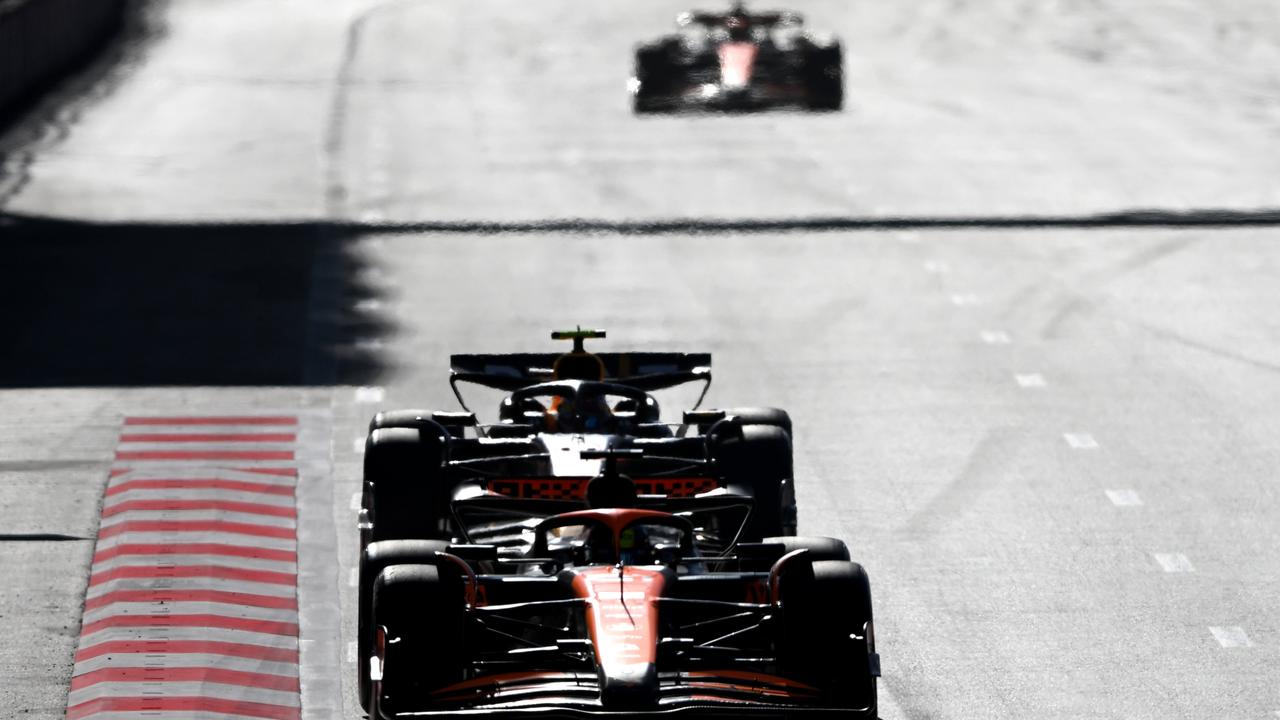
[949,293,980,306]
[895,231,920,244]
[923,261,950,274]
[1209,626,1253,648]
[349,568,359,588]
[347,640,359,663]
[349,492,362,511]
[359,209,386,224]
[1153,553,1195,573]
[1105,489,1143,507]
[981,330,1011,345]
[353,437,366,455]
[1015,373,1046,388]
[1064,433,1099,449]
[354,337,386,352]
[352,299,384,314]
[354,386,385,403]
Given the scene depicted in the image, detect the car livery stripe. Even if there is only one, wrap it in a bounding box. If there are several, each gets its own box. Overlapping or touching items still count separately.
[68,416,302,720]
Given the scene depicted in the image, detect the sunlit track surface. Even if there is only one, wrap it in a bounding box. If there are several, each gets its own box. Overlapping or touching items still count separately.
[2,0,1280,719]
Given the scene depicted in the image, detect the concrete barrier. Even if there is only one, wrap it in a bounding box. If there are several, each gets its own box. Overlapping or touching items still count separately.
[0,0,126,118]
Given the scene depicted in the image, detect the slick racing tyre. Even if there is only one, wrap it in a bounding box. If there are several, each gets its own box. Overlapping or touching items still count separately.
[776,559,876,712]
[632,44,676,115]
[370,564,467,717]
[804,43,843,111]
[363,425,450,544]
[368,409,435,432]
[712,424,794,540]
[358,540,450,713]
[762,535,850,562]
[720,407,793,437]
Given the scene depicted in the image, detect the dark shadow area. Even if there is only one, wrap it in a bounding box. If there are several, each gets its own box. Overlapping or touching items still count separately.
[0,214,390,387]
[1,0,164,204]
[0,533,88,542]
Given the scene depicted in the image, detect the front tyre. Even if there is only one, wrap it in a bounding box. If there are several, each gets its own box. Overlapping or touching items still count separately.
[777,559,876,712]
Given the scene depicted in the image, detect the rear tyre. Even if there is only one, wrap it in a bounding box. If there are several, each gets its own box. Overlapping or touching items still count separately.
[712,424,794,540]
[720,407,793,436]
[633,45,675,115]
[761,535,849,561]
[363,426,450,544]
[371,564,467,715]
[777,559,876,712]
[358,541,450,712]
[805,43,843,111]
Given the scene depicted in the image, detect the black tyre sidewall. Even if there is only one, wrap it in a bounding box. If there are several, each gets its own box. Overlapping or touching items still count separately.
[371,564,466,713]
[712,424,792,540]
[778,559,875,709]
[358,541,451,712]
[364,427,449,543]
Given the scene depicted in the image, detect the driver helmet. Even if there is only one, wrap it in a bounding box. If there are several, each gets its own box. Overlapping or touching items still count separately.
[725,12,752,41]
[617,524,653,565]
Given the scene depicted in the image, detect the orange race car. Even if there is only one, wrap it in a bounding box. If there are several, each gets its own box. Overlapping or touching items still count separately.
[363,499,879,717]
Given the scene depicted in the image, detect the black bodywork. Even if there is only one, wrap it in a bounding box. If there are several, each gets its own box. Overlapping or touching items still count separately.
[631,7,843,113]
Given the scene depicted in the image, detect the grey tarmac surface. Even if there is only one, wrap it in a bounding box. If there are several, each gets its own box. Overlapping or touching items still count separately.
[2,0,1280,719]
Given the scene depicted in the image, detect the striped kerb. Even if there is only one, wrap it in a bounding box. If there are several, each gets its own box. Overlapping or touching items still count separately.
[68,416,302,720]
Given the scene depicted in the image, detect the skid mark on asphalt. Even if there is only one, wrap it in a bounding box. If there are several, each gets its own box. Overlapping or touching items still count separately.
[67,416,304,720]
[897,431,1009,539]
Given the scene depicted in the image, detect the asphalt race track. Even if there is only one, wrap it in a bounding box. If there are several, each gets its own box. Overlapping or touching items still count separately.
[2,0,1280,718]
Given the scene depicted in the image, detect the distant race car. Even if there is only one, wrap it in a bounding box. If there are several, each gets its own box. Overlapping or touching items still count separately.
[364,502,880,717]
[630,2,843,113]
[355,328,803,712]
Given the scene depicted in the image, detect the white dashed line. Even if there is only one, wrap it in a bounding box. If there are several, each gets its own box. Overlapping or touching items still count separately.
[949,293,980,306]
[1153,553,1195,573]
[354,437,366,455]
[980,330,1011,345]
[923,261,950,274]
[1064,433,1099,449]
[352,299,384,314]
[354,386,386,403]
[1015,373,1046,388]
[347,640,359,663]
[1209,626,1253,648]
[349,492,362,511]
[349,568,359,588]
[1105,489,1143,507]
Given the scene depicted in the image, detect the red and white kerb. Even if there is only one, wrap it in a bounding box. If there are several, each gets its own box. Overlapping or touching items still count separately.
[67,416,302,720]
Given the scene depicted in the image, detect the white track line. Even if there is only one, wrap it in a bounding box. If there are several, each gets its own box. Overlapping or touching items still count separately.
[1064,433,1099,449]
[1209,626,1253,648]
[1153,553,1195,573]
[1105,489,1143,507]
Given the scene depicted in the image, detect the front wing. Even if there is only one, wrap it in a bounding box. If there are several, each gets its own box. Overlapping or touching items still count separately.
[393,670,875,719]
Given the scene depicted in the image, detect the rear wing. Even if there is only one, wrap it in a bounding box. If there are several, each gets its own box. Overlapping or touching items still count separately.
[449,352,711,392]
[681,11,797,27]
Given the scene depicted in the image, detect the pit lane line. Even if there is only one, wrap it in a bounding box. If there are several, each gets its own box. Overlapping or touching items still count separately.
[940,259,1264,664]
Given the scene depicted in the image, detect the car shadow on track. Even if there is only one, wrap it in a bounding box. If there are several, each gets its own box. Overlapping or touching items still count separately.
[0,214,390,387]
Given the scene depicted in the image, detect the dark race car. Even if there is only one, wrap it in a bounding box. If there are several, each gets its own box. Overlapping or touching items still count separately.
[364,500,880,718]
[630,2,843,113]
[355,329,803,711]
